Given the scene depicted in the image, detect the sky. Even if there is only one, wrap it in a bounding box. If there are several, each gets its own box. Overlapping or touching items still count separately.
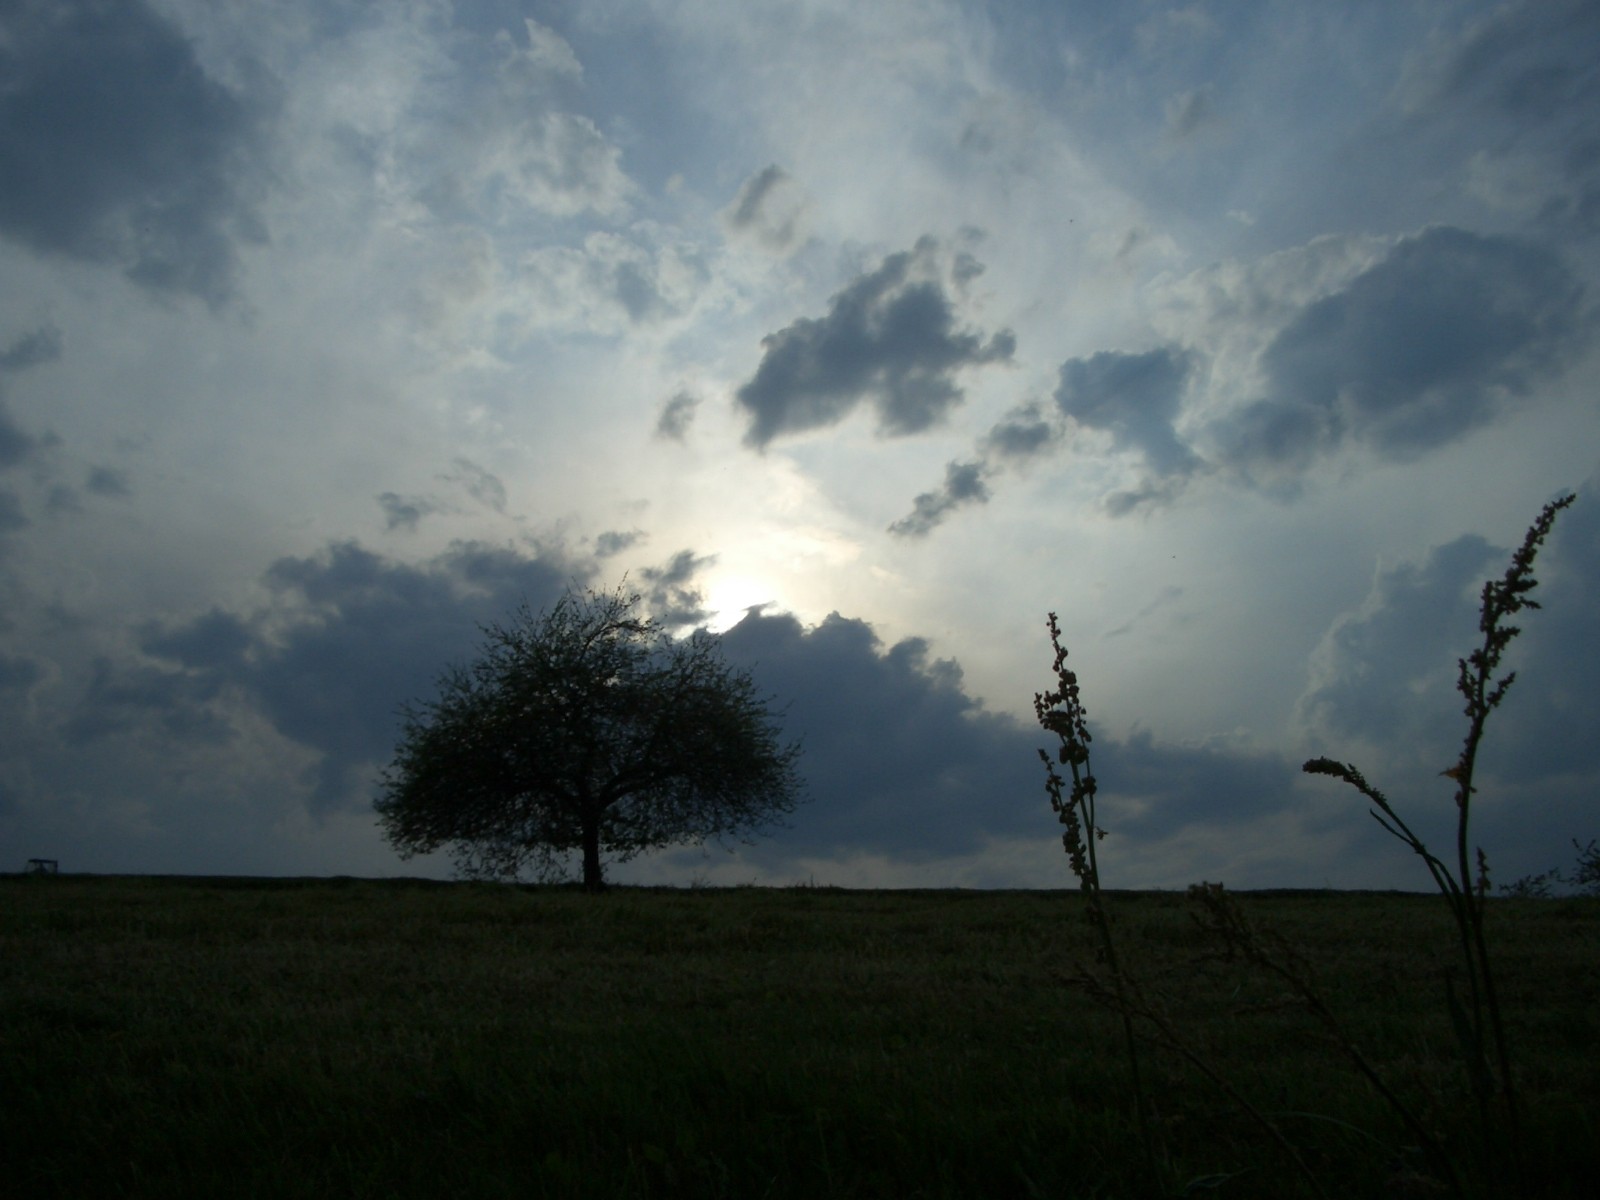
[2,0,1598,891]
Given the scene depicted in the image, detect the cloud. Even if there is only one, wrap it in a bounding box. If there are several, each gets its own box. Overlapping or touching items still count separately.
[85,466,129,497]
[1096,730,1299,839]
[376,492,440,533]
[1291,483,1600,881]
[980,402,1060,461]
[0,408,33,473]
[1489,483,1600,785]
[639,549,713,626]
[1055,346,1199,477]
[497,17,584,83]
[1297,481,1600,778]
[655,391,698,440]
[0,325,63,372]
[893,224,1587,532]
[888,460,990,538]
[1399,0,1600,235]
[595,529,643,558]
[715,608,1306,878]
[717,609,1043,860]
[1211,226,1585,480]
[1296,532,1502,763]
[0,0,270,305]
[1104,585,1184,639]
[129,540,579,811]
[440,459,507,514]
[0,325,62,471]
[723,164,811,254]
[401,19,633,225]
[736,237,1016,448]
[517,231,708,332]
[0,651,42,692]
[1164,87,1215,140]
[0,491,26,537]
[892,346,1200,535]
[889,400,1065,537]
[140,609,253,674]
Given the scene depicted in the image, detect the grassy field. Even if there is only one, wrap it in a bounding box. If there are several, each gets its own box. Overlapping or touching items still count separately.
[3,876,1596,1198]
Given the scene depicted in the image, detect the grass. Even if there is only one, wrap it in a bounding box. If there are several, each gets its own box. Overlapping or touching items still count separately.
[4,875,1597,1198]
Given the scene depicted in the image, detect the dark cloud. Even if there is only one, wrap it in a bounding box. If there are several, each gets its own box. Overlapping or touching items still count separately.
[897,226,1585,528]
[140,609,253,673]
[0,0,271,305]
[63,655,233,745]
[0,489,27,532]
[0,652,42,692]
[717,609,1043,859]
[0,325,63,372]
[613,259,662,321]
[1103,477,1191,517]
[980,402,1059,460]
[890,401,1064,537]
[0,326,59,471]
[130,541,578,810]
[655,390,698,440]
[716,608,1304,874]
[1164,87,1215,140]
[951,250,985,290]
[1405,0,1600,236]
[1489,483,1600,785]
[736,237,1016,448]
[85,466,131,498]
[639,549,712,626]
[724,164,809,254]
[886,345,1199,524]
[1055,346,1199,477]
[1299,480,1600,785]
[1097,731,1298,839]
[1215,227,1585,477]
[377,492,440,533]
[0,406,33,471]
[44,485,81,516]
[1104,585,1184,639]
[1293,484,1600,881]
[726,165,786,228]
[440,458,507,513]
[888,460,991,538]
[1296,532,1502,761]
[595,529,643,558]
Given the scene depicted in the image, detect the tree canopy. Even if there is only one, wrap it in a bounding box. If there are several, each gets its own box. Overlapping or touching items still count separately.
[375,585,804,889]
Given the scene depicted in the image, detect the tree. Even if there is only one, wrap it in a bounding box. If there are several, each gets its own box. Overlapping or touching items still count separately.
[375,585,804,890]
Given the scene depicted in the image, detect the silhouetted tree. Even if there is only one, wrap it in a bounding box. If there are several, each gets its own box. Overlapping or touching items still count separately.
[376,585,803,890]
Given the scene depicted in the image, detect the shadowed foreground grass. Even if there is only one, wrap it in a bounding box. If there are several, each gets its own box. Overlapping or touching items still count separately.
[3,876,1596,1198]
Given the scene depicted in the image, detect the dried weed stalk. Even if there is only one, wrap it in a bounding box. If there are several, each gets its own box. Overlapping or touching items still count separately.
[1036,615,1328,1197]
[1034,615,1151,1154]
[1304,491,1575,1193]
[1036,494,1574,1198]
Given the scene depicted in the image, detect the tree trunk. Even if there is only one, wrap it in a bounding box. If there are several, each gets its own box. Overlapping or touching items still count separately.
[581,808,604,892]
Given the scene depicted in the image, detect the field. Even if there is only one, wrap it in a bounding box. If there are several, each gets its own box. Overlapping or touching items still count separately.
[3,876,1597,1198]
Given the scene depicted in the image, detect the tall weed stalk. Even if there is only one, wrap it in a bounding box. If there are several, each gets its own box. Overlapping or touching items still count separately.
[1304,492,1575,1192]
[1037,494,1574,1197]
[1037,618,1331,1198]
[1034,615,1152,1165]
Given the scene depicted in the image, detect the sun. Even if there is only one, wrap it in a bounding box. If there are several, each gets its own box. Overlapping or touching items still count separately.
[704,574,775,632]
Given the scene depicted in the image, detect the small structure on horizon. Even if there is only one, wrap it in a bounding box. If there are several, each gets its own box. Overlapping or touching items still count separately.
[25,858,59,875]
